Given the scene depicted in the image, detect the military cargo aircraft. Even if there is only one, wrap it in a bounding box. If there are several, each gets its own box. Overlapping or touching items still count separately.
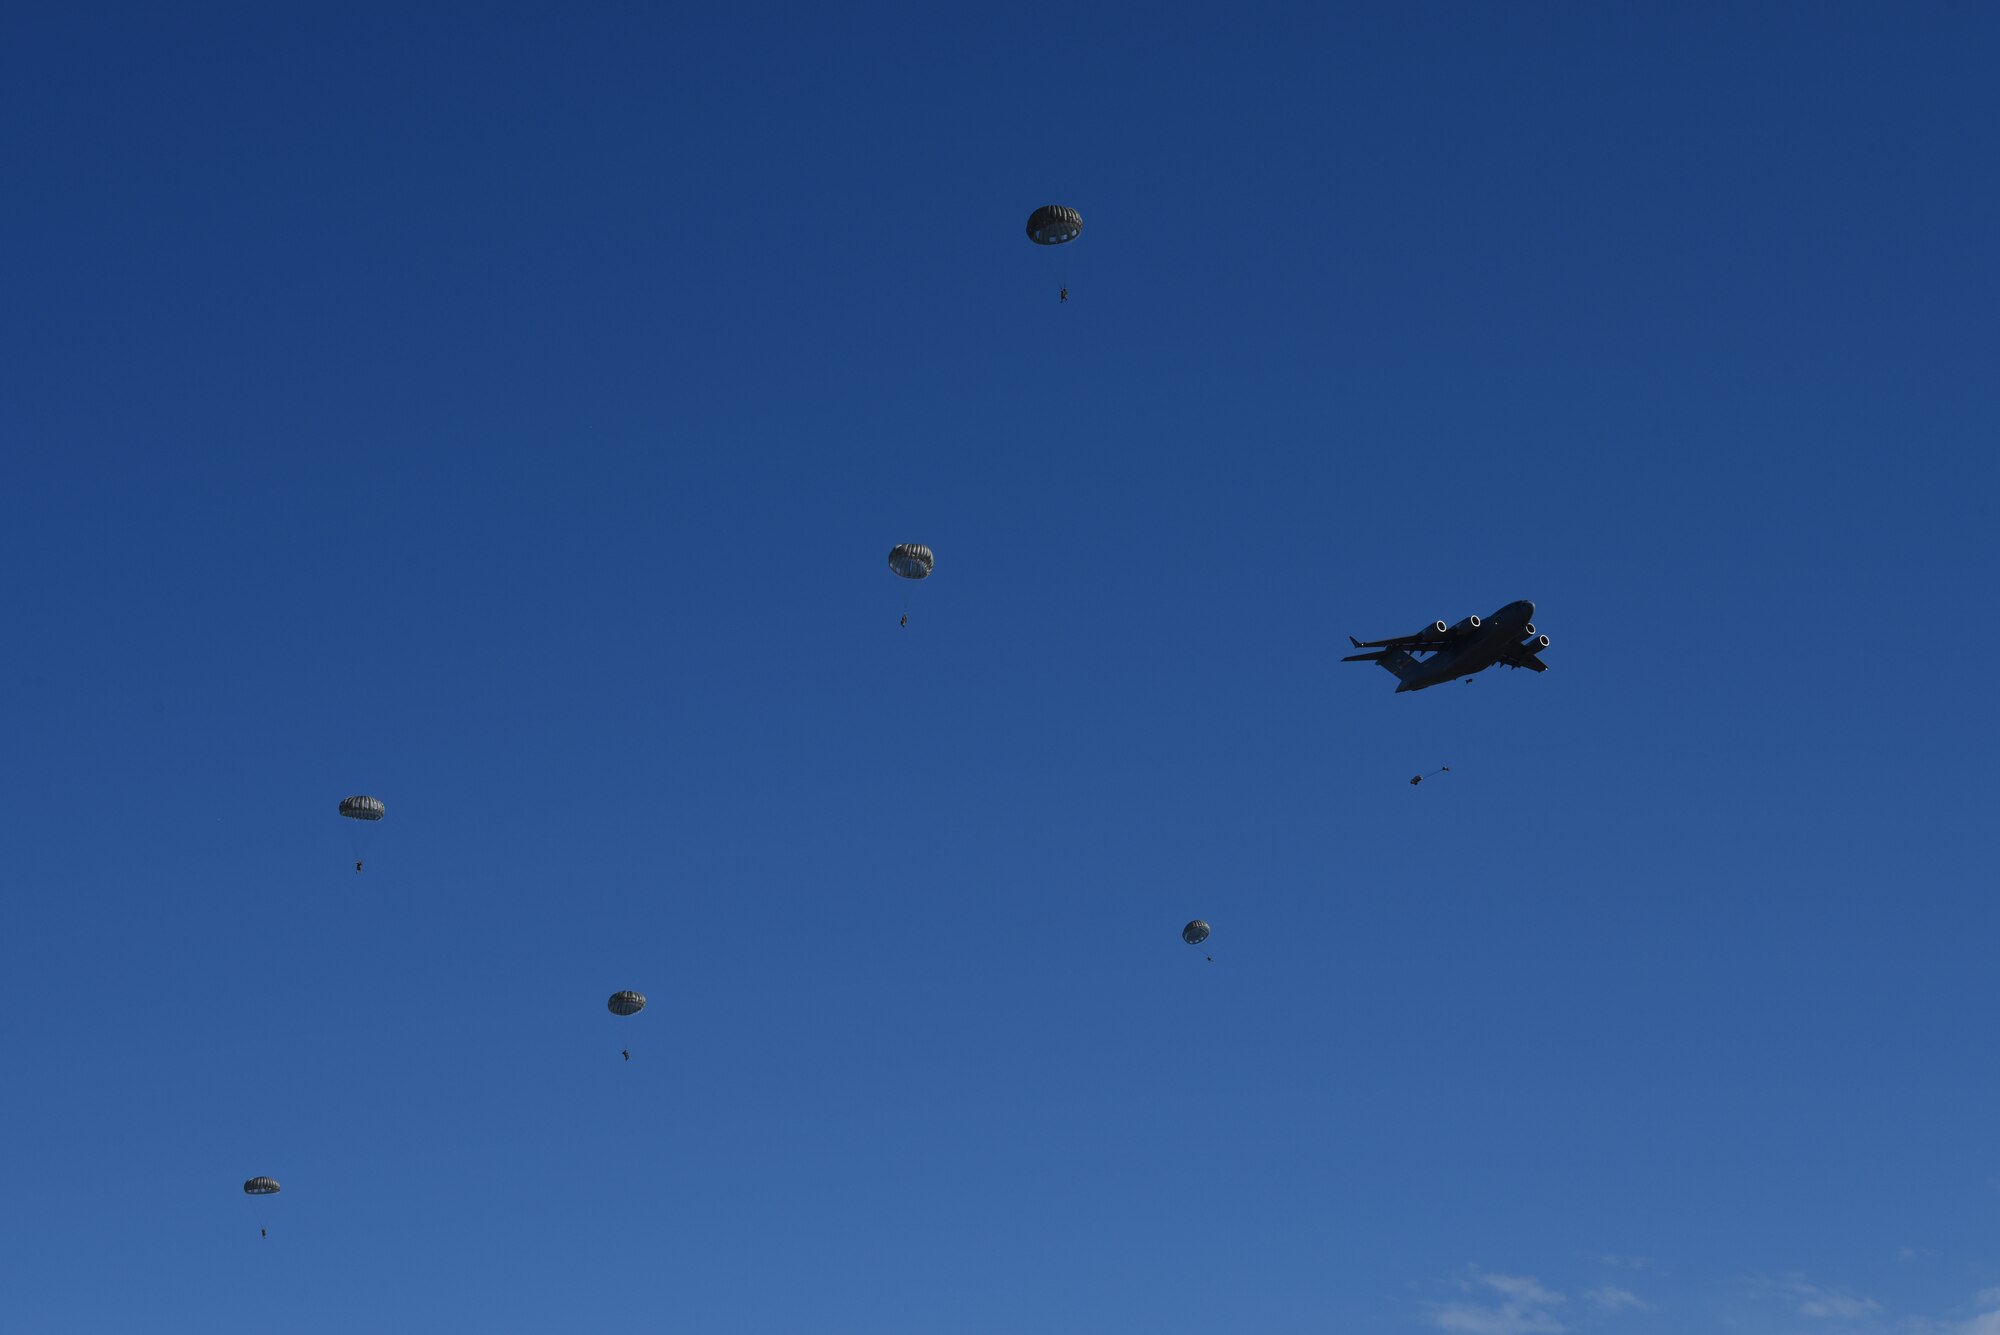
[1343,600,1549,692]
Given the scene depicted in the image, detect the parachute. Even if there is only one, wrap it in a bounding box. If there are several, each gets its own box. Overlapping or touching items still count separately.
[1410,766,1451,787]
[338,795,384,872]
[1182,920,1211,946]
[608,991,645,1061]
[888,544,934,626]
[887,545,934,580]
[1026,206,1083,302]
[243,1175,281,1237]
[1025,206,1083,246]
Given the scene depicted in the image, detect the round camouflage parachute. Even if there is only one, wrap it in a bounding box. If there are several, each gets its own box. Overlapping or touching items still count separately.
[607,991,646,1016]
[887,545,934,581]
[1182,920,1211,946]
[243,1177,281,1196]
[338,795,385,821]
[1025,206,1083,246]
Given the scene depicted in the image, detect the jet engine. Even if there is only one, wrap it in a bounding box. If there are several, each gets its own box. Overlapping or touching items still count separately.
[1522,622,1535,637]
[1449,615,1481,635]
[1419,620,1449,640]
[1519,633,1550,652]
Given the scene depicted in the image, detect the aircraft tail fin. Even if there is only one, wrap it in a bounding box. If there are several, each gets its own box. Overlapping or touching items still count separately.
[1376,648,1421,683]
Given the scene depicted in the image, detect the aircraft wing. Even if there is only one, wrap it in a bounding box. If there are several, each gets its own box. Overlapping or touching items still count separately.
[1498,647,1548,672]
[1348,631,1445,650]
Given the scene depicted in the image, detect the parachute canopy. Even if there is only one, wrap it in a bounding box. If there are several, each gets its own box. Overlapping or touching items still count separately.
[607,991,646,1017]
[338,795,385,821]
[243,1177,281,1196]
[887,544,934,581]
[1026,205,1083,246]
[1182,920,1210,946]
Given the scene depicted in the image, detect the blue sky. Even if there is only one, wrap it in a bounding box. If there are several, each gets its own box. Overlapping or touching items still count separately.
[2,3,1996,1332]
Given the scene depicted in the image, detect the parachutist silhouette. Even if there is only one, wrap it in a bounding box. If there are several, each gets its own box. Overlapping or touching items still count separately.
[355,860,363,873]
[260,1228,267,1238]
[1060,286,1068,302]
[622,1049,630,1062]
[1205,956,1213,963]
[900,614,907,627]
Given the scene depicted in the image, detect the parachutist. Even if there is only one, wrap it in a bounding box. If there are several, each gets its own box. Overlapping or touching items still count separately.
[1205,956,1213,963]
[260,1229,267,1238]
[355,860,363,873]
[1060,286,1068,302]
[900,614,907,627]
[622,1049,630,1062]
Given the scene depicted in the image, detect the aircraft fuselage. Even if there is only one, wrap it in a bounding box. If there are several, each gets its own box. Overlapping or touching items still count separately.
[1392,600,1537,691]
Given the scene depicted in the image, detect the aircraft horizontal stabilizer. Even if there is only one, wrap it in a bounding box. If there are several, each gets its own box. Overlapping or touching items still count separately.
[1376,647,1421,683]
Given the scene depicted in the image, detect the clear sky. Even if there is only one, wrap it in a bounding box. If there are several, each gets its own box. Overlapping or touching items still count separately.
[2,4,1996,1332]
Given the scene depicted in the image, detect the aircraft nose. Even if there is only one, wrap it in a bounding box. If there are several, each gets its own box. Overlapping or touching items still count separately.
[1518,600,1536,622]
